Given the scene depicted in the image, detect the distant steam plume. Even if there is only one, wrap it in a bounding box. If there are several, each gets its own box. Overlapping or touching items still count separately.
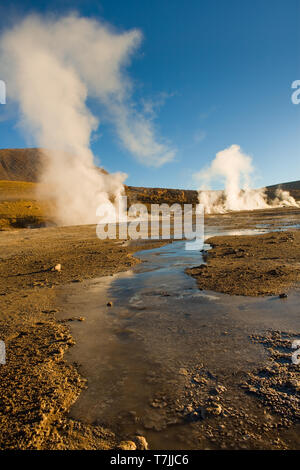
[0,14,175,225]
[195,145,300,213]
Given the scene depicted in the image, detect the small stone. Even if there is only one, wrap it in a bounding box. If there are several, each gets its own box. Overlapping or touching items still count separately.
[107,301,113,307]
[150,399,167,408]
[52,264,61,272]
[118,440,137,450]
[193,375,207,385]
[135,436,149,450]
[179,368,188,376]
[287,379,300,391]
[205,403,222,417]
[279,293,288,299]
[214,385,227,394]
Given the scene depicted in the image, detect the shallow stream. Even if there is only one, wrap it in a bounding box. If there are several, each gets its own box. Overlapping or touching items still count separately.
[57,223,300,449]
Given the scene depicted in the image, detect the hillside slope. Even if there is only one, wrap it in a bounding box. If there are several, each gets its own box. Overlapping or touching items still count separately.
[0,148,44,182]
[266,180,300,201]
[0,148,198,205]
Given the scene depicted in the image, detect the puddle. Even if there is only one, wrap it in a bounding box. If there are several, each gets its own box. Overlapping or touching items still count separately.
[56,225,300,449]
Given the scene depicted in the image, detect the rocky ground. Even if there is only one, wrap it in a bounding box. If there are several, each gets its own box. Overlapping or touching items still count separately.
[141,329,300,450]
[187,231,300,296]
[0,224,164,449]
[183,222,300,449]
[0,208,300,449]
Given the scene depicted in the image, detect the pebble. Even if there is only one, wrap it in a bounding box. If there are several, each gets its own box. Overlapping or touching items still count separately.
[52,264,61,272]
[205,403,222,416]
[118,440,137,450]
[193,375,208,385]
[279,293,288,299]
[214,385,227,394]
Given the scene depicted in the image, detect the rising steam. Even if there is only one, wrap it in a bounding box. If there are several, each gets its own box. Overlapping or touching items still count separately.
[0,14,176,225]
[195,145,300,213]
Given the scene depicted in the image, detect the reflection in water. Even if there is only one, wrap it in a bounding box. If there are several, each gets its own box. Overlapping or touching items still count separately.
[57,227,300,449]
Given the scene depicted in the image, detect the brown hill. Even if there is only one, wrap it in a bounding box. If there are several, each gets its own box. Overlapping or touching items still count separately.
[0,148,45,182]
[0,148,198,205]
[265,180,300,201]
[0,148,109,182]
[0,147,298,204]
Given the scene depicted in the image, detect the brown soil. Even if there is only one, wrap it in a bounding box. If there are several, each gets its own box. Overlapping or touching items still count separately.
[0,224,165,449]
[187,231,300,296]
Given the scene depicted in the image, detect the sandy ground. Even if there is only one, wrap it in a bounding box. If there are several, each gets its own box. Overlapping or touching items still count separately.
[0,208,300,449]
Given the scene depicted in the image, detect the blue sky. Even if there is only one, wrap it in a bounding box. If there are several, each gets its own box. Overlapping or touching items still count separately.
[0,0,299,189]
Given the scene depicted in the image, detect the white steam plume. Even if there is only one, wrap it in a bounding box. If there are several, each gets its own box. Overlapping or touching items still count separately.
[195,145,300,214]
[0,14,175,225]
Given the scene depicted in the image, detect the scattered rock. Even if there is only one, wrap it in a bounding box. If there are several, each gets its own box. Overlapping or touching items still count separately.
[185,406,202,422]
[214,385,227,394]
[150,398,167,409]
[193,375,208,385]
[107,301,113,307]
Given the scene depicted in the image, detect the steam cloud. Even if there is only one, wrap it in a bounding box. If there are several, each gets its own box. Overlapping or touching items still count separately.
[0,14,176,225]
[195,145,300,213]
